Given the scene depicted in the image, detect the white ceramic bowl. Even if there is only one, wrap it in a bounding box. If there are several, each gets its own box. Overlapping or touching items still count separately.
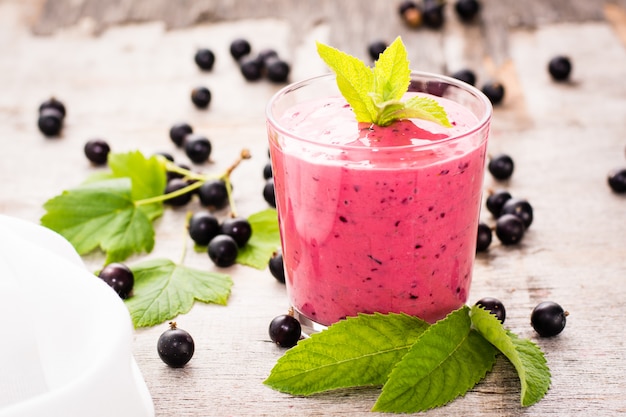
[0,215,154,417]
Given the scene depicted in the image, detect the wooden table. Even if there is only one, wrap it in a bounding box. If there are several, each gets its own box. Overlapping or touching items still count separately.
[2,0,626,415]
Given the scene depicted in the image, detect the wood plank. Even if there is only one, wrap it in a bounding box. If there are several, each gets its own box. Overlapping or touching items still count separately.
[2,1,626,416]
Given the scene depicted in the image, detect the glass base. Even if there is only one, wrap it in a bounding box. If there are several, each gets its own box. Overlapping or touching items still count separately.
[292,307,328,337]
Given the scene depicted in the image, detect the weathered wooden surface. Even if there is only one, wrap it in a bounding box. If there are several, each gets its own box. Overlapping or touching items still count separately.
[1,0,626,416]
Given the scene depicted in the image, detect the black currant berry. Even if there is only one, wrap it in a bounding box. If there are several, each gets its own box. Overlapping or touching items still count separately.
[266,58,290,83]
[268,251,285,284]
[486,189,512,218]
[548,56,572,82]
[481,81,505,105]
[157,322,195,367]
[500,198,533,229]
[263,162,273,179]
[184,134,212,163]
[608,168,626,193]
[488,153,515,180]
[198,179,229,208]
[368,40,387,61]
[476,222,492,252]
[169,122,193,147]
[164,178,194,206]
[84,139,111,165]
[531,301,568,337]
[240,56,263,81]
[155,151,175,162]
[194,48,215,71]
[269,314,301,348]
[188,212,221,246]
[454,0,481,22]
[220,217,252,247]
[398,1,422,27]
[451,68,477,86]
[39,97,66,119]
[495,213,525,245]
[230,38,251,61]
[98,262,134,299]
[263,178,276,208]
[475,297,506,323]
[191,86,212,109]
[38,108,63,137]
[208,234,239,267]
[257,48,279,66]
[422,0,445,29]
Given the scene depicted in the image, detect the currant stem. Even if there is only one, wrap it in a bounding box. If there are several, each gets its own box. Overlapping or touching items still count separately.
[135,180,203,206]
[222,149,251,218]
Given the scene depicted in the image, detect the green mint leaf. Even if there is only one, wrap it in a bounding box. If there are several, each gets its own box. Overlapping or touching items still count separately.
[392,95,452,128]
[125,258,232,328]
[316,41,377,123]
[264,313,430,395]
[317,36,451,128]
[371,37,411,105]
[373,306,498,413]
[236,208,281,269]
[40,178,155,263]
[471,305,551,407]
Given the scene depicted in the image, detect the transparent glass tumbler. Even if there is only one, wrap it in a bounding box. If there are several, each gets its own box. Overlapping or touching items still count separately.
[266,71,492,335]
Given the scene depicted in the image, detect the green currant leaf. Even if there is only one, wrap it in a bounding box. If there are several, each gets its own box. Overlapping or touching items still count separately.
[40,178,155,264]
[373,306,497,413]
[108,151,166,220]
[264,313,430,395]
[236,209,281,269]
[316,41,377,123]
[125,258,232,328]
[471,305,551,407]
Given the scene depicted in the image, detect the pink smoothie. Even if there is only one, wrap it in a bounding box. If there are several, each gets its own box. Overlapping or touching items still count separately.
[268,92,489,326]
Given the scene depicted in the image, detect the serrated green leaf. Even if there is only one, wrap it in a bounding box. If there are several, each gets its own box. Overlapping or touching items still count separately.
[399,96,452,127]
[317,36,452,128]
[373,306,497,413]
[264,313,430,395]
[372,37,410,104]
[125,258,232,327]
[236,208,281,269]
[107,151,166,220]
[40,178,155,264]
[316,41,377,123]
[471,305,551,407]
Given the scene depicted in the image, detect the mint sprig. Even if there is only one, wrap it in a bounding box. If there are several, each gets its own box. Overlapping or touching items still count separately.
[264,306,552,413]
[316,36,451,128]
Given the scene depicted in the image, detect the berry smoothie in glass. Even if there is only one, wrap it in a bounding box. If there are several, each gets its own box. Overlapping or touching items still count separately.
[266,41,492,334]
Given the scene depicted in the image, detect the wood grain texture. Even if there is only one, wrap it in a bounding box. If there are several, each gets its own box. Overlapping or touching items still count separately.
[2,0,626,416]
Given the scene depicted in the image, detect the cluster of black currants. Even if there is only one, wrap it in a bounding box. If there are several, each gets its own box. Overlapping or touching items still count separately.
[229,38,291,83]
[475,297,568,338]
[398,0,481,30]
[37,97,66,137]
[476,154,533,250]
[478,189,534,250]
[449,68,506,105]
[262,159,276,208]
[188,212,252,267]
[169,121,212,164]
